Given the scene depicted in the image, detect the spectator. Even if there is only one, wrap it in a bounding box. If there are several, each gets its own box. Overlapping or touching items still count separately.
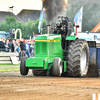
[0,38,5,51]
[33,32,35,37]
[16,40,21,60]
[4,40,10,52]
[3,39,6,45]
[25,40,30,57]
[19,38,26,59]
[15,39,20,53]
[32,32,35,40]
[20,38,25,51]
[30,41,35,57]
[11,39,16,52]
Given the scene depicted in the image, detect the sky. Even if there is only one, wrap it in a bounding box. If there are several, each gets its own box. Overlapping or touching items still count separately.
[0,0,42,15]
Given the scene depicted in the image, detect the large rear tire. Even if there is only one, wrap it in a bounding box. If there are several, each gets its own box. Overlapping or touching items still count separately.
[50,57,62,76]
[67,39,89,77]
[20,56,29,75]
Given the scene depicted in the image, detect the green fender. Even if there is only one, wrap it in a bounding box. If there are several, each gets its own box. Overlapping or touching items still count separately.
[66,36,78,40]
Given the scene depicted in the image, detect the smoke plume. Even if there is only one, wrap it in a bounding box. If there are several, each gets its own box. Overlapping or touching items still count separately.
[41,0,67,25]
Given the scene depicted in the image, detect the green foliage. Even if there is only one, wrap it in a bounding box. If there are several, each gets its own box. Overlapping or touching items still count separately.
[42,19,47,34]
[33,19,39,35]
[0,16,46,39]
[6,16,16,24]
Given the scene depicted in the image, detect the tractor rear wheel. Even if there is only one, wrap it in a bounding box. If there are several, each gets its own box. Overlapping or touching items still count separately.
[67,39,89,77]
[20,56,29,75]
[50,57,62,76]
[32,70,47,76]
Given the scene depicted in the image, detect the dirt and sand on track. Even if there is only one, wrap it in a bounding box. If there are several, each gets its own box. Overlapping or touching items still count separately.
[0,71,100,100]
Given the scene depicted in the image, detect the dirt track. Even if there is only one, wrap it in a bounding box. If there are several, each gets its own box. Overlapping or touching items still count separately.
[0,71,100,100]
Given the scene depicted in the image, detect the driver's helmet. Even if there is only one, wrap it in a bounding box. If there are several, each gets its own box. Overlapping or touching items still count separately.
[56,22,61,27]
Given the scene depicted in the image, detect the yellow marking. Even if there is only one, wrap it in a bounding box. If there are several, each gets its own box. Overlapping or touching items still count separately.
[35,39,60,42]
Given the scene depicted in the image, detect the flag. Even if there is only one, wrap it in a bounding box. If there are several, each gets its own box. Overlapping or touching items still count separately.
[74,6,83,32]
[38,7,43,33]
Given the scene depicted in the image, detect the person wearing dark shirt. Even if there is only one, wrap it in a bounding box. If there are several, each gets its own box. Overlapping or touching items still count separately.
[4,40,10,52]
[19,38,25,60]
[25,40,30,57]
[20,38,25,51]
[0,41,5,51]
[30,41,35,57]
[11,39,17,52]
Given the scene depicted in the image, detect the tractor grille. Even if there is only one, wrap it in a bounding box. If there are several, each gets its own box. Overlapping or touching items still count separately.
[35,42,47,55]
[36,42,40,54]
[42,42,47,53]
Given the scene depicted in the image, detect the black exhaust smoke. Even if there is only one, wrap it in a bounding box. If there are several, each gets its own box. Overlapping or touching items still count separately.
[41,0,67,25]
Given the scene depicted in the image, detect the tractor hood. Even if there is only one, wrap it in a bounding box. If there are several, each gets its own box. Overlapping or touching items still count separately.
[35,34,61,40]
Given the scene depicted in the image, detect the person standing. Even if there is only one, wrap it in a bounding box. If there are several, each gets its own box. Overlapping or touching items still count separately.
[4,40,10,52]
[11,39,16,52]
[16,40,21,60]
[32,32,35,40]
[0,38,5,51]
[30,41,35,57]
[3,39,6,45]
[19,38,26,59]
[25,40,30,57]
[20,38,25,51]
[15,39,20,53]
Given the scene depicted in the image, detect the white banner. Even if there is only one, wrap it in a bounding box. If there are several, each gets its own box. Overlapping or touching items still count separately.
[74,6,83,32]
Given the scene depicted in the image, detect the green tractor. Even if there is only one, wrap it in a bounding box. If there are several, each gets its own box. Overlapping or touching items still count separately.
[20,16,89,77]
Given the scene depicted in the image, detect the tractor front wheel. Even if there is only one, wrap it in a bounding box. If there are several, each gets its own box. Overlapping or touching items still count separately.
[50,57,62,76]
[20,56,29,75]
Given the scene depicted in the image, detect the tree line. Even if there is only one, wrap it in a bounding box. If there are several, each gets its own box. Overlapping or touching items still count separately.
[0,16,46,39]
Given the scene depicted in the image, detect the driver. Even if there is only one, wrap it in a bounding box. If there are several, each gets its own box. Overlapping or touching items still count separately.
[54,22,63,34]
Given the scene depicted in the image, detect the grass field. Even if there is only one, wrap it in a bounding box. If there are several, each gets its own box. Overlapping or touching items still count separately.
[0,64,20,72]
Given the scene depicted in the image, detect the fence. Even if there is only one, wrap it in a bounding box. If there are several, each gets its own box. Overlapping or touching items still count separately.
[0,52,19,64]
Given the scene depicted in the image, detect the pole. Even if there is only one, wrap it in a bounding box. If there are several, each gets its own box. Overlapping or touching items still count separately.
[41,28,42,35]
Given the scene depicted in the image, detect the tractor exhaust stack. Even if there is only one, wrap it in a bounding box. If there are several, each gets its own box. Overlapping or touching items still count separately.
[47,25,51,34]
